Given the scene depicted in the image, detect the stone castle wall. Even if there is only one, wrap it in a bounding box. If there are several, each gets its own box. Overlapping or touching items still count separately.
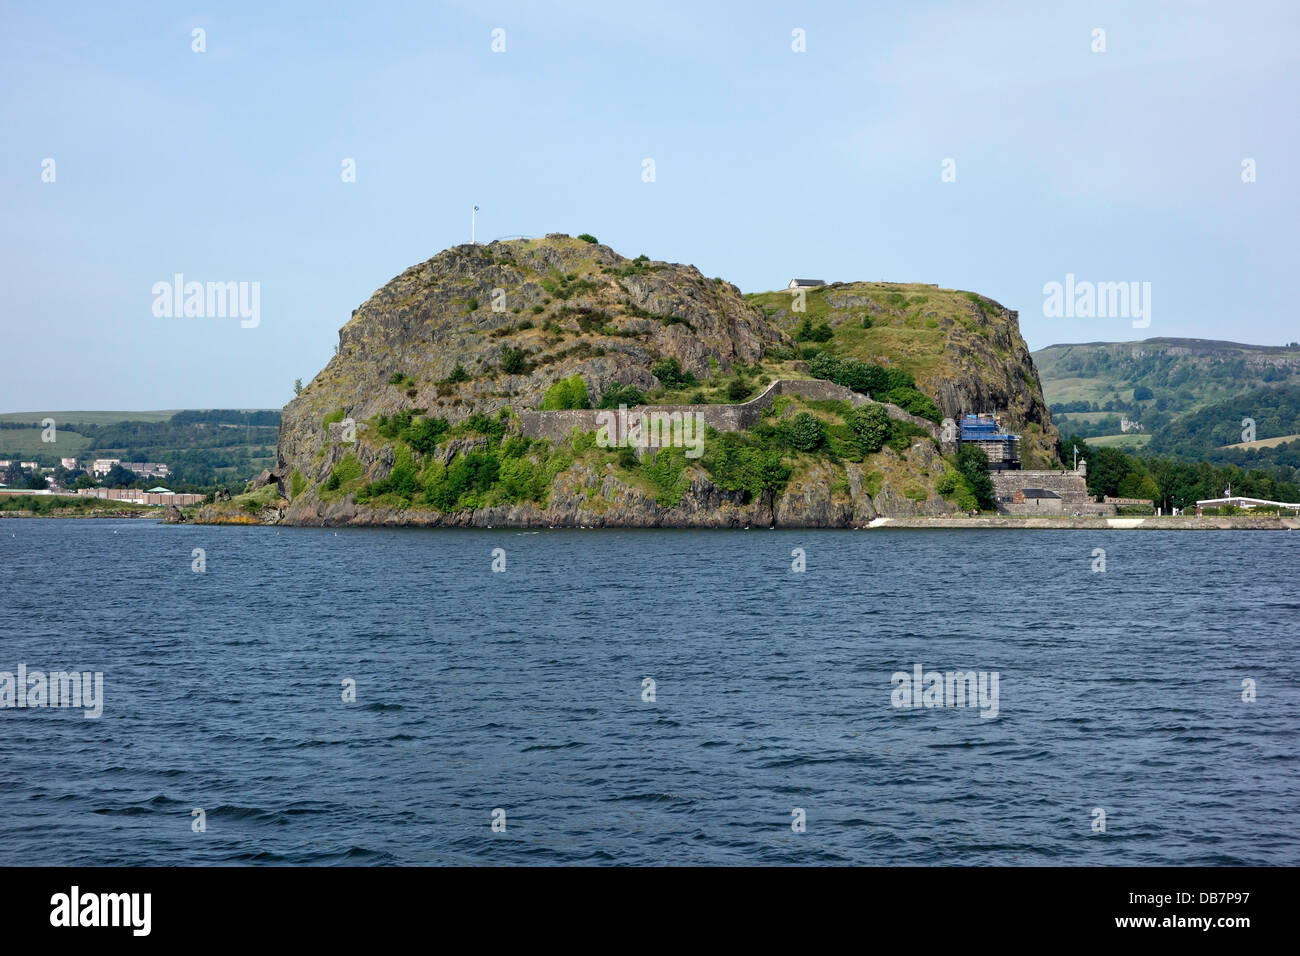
[517,379,940,446]
[992,468,1114,515]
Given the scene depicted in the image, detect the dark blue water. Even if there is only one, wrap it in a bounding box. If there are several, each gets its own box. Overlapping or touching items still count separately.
[1,519,1296,865]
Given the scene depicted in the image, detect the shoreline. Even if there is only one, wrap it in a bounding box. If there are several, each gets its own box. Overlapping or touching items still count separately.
[5,510,1296,529]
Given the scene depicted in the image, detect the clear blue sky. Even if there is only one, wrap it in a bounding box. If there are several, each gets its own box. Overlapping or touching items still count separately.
[2,1,1296,410]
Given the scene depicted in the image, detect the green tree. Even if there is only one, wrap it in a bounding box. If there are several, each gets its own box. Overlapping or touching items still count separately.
[786,413,826,452]
[293,378,303,396]
[540,375,591,410]
[651,357,697,390]
[955,444,995,509]
[847,404,890,454]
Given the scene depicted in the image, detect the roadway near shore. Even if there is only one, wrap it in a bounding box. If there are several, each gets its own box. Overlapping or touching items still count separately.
[866,515,1300,530]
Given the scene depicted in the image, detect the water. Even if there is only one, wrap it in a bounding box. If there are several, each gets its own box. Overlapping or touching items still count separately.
[1,519,1296,865]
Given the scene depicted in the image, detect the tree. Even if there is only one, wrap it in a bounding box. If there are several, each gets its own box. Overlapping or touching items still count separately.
[651,357,697,390]
[848,404,891,454]
[101,464,140,488]
[955,444,995,509]
[500,346,527,375]
[293,378,303,396]
[540,375,591,410]
[1086,447,1131,498]
[786,413,826,452]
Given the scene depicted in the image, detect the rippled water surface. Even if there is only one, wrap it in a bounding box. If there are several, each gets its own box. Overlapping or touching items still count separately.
[1,519,1296,865]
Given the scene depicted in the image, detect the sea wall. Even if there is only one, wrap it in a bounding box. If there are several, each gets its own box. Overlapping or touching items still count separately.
[991,469,1113,515]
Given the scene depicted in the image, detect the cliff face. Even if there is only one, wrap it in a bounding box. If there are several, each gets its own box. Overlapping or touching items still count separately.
[219,237,1060,529]
[746,282,1058,468]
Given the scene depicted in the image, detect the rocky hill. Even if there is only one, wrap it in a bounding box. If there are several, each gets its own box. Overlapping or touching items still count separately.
[198,235,1064,528]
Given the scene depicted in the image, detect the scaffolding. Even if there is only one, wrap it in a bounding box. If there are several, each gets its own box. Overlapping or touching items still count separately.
[959,414,1021,470]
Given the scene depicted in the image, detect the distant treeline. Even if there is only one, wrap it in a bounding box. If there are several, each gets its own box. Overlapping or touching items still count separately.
[1062,433,1300,508]
[1146,386,1300,459]
[169,409,280,426]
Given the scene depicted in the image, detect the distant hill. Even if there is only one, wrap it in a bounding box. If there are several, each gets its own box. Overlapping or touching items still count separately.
[0,409,281,486]
[1143,385,1300,468]
[1033,338,1300,442]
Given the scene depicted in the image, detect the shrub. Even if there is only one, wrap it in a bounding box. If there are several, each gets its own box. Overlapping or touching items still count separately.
[541,374,591,410]
[955,443,995,509]
[599,382,646,409]
[500,346,527,374]
[886,420,932,454]
[467,298,479,312]
[701,431,791,502]
[290,470,305,500]
[795,317,834,342]
[577,233,598,243]
[847,404,891,453]
[324,454,363,493]
[388,372,406,385]
[405,415,450,454]
[727,378,751,402]
[651,357,697,390]
[861,316,873,328]
[886,387,942,424]
[448,364,469,383]
[786,412,826,452]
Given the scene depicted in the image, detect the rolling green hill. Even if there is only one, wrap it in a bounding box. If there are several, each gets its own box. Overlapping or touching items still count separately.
[1033,338,1300,442]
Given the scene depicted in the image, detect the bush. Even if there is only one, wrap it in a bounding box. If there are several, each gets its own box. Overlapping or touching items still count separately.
[795,317,834,342]
[290,470,305,500]
[448,364,469,383]
[955,443,995,509]
[599,382,646,409]
[701,431,791,502]
[807,353,889,396]
[727,378,751,402]
[405,416,450,454]
[651,357,697,390]
[324,454,363,493]
[885,386,942,424]
[500,346,527,375]
[577,233,598,244]
[541,375,591,410]
[848,404,891,454]
[786,412,826,452]
[467,298,479,312]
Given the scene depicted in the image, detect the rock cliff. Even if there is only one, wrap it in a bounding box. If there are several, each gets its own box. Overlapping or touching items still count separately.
[200,236,1062,528]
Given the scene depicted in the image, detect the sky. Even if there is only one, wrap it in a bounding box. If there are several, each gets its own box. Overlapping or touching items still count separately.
[1,0,1296,411]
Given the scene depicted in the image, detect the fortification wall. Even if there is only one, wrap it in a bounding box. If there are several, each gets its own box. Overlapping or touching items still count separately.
[992,469,1113,514]
[516,379,941,445]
